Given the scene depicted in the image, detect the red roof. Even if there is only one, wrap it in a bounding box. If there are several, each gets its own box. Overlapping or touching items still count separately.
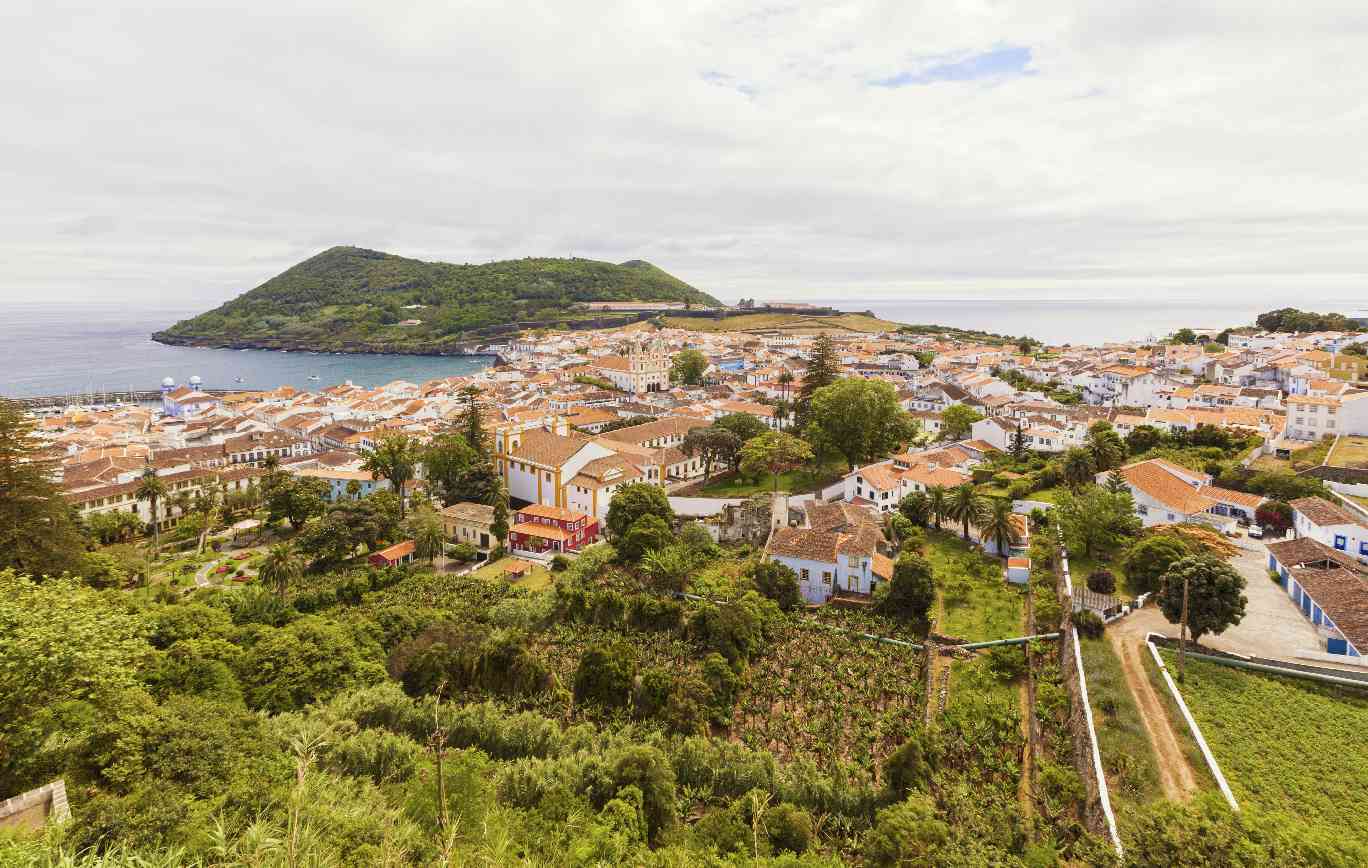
[371,540,415,561]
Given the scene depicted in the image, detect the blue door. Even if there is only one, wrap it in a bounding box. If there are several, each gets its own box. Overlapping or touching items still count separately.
[1301,592,1312,616]
[1328,637,1348,655]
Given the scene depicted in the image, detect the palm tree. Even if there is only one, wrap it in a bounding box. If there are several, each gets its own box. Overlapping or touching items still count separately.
[1061,448,1095,491]
[981,497,1020,559]
[362,434,421,517]
[171,490,193,522]
[899,491,931,527]
[411,508,446,569]
[345,479,362,501]
[773,399,790,432]
[947,482,986,542]
[926,485,950,531]
[259,543,302,600]
[777,370,795,404]
[136,467,168,550]
[263,453,281,473]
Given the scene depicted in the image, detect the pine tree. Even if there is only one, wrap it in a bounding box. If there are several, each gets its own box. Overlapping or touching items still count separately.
[460,386,488,456]
[0,399,88,578]
[1009,421,1027,459]
[796,334,840,425]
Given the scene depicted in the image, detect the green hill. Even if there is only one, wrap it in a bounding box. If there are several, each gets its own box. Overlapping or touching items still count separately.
[154,246,721,352]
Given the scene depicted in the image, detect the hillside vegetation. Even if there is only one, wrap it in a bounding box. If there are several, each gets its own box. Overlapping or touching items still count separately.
[154,246,721,351]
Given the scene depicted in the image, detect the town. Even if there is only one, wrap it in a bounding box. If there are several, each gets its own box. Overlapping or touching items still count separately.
[5,310,1368,864]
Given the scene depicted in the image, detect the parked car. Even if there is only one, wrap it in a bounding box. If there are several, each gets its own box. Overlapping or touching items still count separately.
[1247,524,1264,539]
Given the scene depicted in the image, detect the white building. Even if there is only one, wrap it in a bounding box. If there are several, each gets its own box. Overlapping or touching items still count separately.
[1290,497,1368,563]
[592,342,670,394]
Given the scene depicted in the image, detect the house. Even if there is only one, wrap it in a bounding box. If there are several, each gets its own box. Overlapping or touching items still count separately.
[592,342,670,394]
[161,384,221,418]
[765,502,892,603]
[507,504,599,555]
[1100,458,1265,527]
[1266,537,1368,658]
[494,419,617,509]
[1283,395,1342,442]
[440,501,499,552]
[368,540,415,567]
[292,467,387,501]
[1290,497,1368,563]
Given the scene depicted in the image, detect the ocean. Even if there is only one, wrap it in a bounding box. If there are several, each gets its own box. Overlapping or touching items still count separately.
[1,302,493,398]
[4,296,1364,398]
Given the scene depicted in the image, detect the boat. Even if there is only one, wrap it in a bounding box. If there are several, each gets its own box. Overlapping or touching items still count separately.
[308,375,320,381]
[234,377,245,384]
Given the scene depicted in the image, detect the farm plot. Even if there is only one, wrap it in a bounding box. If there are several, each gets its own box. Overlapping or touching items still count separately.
[1162,651,1368,839]
[737,616,924,777]
[924,530,1025,641]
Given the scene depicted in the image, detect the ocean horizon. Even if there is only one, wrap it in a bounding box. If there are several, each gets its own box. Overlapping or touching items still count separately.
[4,296,1364,398]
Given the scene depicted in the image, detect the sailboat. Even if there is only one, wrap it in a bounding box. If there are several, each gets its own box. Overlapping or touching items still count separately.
[308,374,320,381]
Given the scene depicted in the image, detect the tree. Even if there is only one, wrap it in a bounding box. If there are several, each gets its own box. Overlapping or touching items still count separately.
[926,485,950,531]
[258,543,302,600]
[1125,424,1164,455]
[1122,534,1191,594]
[489,481,509,552]
[1255,500,1294,534]
[1085,421,1125,472]
[345,479,362,501]
[295,512,358,568]
[796,334,840,421]
[772,399,790,432]
[738,431,813,493]
[1104,469,1130,494]
[1009,421,1028,459]
[681,426,742,482]
[746,560,801,611]
[980,498,1019,558]
[1086,569,1116,595]
[669,349,708,386]
[239,617,385,713]
[573,641,636,708]
[136,466,168,551]
[939,404,983,442]
[606,482,674,540]
[1061,448,1095,491]
[361,434,421,518]
[899,491,931,527]
[641,545,692,593]
[0,402,89,579]
[265,475,328,529]
[946,483,986,542]
[714,412,768,446]
[424,431,478,506]
[1055,485,1142,558]
[618,514,673,563]
[459,386,488,455]
[1157,554,1248,644]
[806,379,917,469]
[1173,327,1198,345]
[879,553,935,622]
[409,507,446,567]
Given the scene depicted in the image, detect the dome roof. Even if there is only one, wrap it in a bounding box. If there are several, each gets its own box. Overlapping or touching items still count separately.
[189,375,202,385]
[161,377,175,387]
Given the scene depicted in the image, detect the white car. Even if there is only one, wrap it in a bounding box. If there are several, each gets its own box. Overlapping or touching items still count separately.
[1247,525,1264,539]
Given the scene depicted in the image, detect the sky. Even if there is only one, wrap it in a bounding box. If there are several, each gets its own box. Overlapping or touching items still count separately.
[3,1,1367,308]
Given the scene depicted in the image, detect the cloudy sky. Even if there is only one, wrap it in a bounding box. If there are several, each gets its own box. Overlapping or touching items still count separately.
[4,0,1367,307]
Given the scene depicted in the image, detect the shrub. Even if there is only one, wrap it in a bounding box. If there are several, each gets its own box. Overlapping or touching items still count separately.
[765,802,814,854]
[550,553,572,572]
[1074,609,1104,639]
[1086,569,1116,595]
[449,542,478,562]
[883,727,936,798]
[573,641,637,708]
[984,644,1027,681]
[745,560,802,611]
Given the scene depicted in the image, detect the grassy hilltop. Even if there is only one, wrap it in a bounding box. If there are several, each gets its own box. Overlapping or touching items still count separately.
[154,246,722,352]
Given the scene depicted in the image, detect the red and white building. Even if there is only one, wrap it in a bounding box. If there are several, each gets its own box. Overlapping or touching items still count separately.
[507,504,600,555]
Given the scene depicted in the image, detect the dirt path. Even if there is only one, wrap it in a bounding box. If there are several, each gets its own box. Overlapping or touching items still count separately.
[1017,681,1034,816]
[1107,626,1199,800]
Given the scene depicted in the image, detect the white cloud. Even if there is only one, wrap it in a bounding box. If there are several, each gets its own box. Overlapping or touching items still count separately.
[2,0,1366,306]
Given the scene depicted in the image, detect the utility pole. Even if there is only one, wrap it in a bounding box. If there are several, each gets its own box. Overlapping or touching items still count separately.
[1178,575,1190,682]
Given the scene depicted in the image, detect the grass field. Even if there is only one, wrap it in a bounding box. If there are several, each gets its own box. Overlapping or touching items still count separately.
[662,311,904,334]
[1327,435,1368,468]
[693,458,847,497]
[472,556,553,591]
[925,530,1024,641]
[1161,650,1368,838]
[1078,637,1163,807]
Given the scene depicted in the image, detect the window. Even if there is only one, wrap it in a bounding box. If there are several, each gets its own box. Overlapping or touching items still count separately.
[822,571,833,585]
[799,568,810,581]
[1360,542,1368,556]
[1334,535,1347,551]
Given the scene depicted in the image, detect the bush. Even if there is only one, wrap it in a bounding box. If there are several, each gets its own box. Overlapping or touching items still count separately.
[745,560,802,611]
[573,641,637,707]
[550,553,572,572]
[1074,609,1104,639]
[984,644,1027,681]
[883,727,936,798]
[765,802,814,854]
[1086,569,1116,595]
[449,542,478,562]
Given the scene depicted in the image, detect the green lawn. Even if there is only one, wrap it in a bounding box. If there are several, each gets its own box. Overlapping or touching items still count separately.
[1067,554,1137,598]
[1327,435,1368,468]
[924,529,1024,641]
[1160,650,1368,839]
[695,458,847,497]
[472,556,554,591]
[1078,637,1163,808]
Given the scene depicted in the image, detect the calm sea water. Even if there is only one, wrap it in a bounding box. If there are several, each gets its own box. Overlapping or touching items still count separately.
[1,303,493,398]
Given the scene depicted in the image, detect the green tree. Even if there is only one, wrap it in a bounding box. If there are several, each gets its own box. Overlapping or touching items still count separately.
[1061,447,1096,491]
[573,641,637,708]
[1085,421,1126,472]
[926,485,950,531]
[946,482,986,542]
[1055,485,1142,558]
[980,497,1020,558]
[489,480,510,552]
[1122,534,1192,594]
[939,404,984,441]
[459,386,488,455]
[361,433,421,518]
[899,491,931,527]
[618,514,673,563]
[641,545,693,593]
[239,617,385,712]
[806,379,917,469]
[606,482,674,540]
[1157,554,1248,643]
[424,430,478,506]
[410,507,446,567]
[258,543,302,600]
[1009,421,1028,459]
[295,512,357,568]
[345,478,362,500]
[862,794,950,866]
[796,333,840,422]
[681,426,742,481]
[714,412,768,446]
[738,430,813,493]
[1125,424,1164,455]
[1104,469,1130,494]
[136,466,168,551]
[746,560,801,611]
[879,553,936,622]
[669,349,708,386]
[0,402,92,579]
[1173,327,1198,344]
[265,475,329,529]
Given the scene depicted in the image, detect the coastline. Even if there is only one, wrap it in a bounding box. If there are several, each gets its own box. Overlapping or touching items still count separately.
[150,332,506,364]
